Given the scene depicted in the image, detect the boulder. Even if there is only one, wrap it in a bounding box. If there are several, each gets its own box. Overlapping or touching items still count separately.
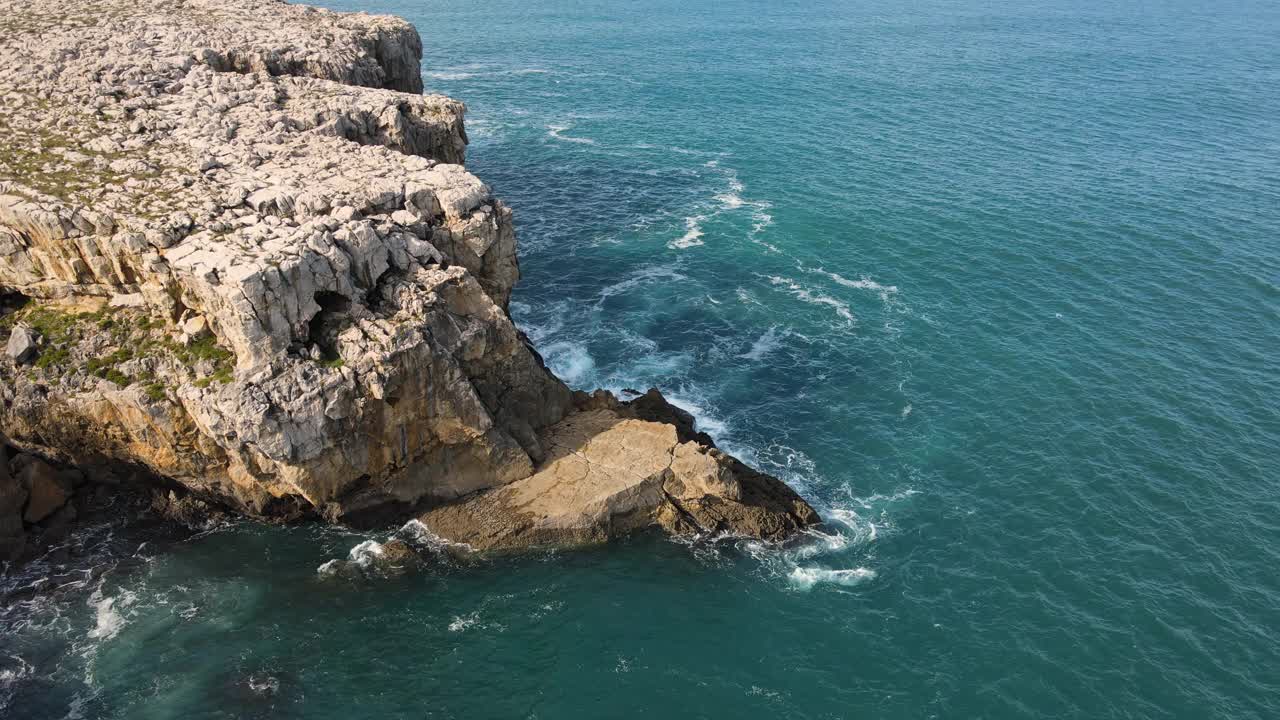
[20,457,72,524]
[5,325,39,365]
[182,315,209,337]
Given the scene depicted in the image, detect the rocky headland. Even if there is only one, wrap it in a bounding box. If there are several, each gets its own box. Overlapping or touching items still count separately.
[0,0,818,562]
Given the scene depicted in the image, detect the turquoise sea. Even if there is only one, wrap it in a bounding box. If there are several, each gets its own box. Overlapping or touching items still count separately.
[5,0,1280,717]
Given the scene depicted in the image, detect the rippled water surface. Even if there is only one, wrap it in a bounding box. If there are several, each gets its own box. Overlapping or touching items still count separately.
[5,0,1280,717]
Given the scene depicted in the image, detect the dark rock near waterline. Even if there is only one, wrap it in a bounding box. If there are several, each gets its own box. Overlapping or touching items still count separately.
[19,457,70,523]
[0,446,27,561]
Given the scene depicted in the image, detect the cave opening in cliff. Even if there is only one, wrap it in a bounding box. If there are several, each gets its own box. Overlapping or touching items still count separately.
[306,291,352,362]
[0,289,31,323]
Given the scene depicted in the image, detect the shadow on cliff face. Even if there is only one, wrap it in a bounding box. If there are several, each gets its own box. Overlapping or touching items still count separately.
[304,291,354,364]
[0,290,31,348]
[0,290,30,318]
[0,455,203,613]
[0,441,229,569]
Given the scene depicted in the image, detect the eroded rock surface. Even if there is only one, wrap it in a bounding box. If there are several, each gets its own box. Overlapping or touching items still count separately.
[0,0,818,550]
[421,390,820,550]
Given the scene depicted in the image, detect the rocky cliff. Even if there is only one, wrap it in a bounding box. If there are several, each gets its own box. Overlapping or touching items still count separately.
[0,0,818,561]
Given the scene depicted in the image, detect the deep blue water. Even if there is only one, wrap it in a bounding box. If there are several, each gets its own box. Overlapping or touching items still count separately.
[5,0,1280,717]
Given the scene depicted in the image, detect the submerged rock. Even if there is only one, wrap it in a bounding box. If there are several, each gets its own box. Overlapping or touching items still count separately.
[317,538,424,579]
[0,0,819,552]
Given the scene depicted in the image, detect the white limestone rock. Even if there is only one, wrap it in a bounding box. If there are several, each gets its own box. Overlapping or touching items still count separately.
[5,326,39,365]
[0,0,818,546]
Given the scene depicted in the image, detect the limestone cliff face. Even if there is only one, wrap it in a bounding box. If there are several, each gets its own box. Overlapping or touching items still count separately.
[0,0,818,554]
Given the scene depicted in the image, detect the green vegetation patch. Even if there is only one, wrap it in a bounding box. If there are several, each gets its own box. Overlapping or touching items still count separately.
[3,302,236,391]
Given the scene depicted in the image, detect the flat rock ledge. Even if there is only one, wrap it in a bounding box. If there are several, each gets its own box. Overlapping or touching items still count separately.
[0,0,819,559]
[421,390,819,550]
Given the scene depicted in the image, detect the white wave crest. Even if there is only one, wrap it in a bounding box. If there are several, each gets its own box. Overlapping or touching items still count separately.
[788,566,877,590]
[247,674,280,696]
[846,488,921,509]
[396,519,472,553]
[0,655,34,685]
[813,268,899,302]
[513,307,564,344]
[315,559,344,577]
[714,174,746,208]
[787,528,854,560]
[347,539,386,569]
[663,392,729,439]
[425,71,476,81]
[824,507,879,545]
[715,193,744,209]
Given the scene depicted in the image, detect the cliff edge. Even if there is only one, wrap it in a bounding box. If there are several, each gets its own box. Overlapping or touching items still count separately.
[0,0,818,560]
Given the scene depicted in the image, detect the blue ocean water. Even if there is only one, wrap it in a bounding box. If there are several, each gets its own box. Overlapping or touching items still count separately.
[5,0,1280,717]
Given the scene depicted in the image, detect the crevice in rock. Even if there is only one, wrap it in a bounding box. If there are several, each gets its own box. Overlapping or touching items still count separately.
[305,291,352,362]
[365,269,403,315]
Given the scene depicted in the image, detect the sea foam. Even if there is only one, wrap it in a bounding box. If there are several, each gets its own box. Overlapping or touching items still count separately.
[739,326,787,361]
[669,216,705,248]
[543,341,596,385]
[546,124,597,144]
[86,587,134,641]
[765,275,856,324]
[788,567,877,590]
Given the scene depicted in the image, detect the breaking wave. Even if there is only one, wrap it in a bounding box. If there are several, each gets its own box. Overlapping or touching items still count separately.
[542,341,596,384]
[85,587,132,642]
[787,566,877,589]
[316,520,471,579]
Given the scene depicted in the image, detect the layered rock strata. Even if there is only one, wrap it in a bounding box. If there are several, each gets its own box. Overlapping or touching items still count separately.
[421,390,820,550]
[0,0,818,559]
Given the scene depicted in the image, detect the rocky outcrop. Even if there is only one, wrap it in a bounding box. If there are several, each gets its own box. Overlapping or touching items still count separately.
[0,0,819,553]
[421,390,819,550]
